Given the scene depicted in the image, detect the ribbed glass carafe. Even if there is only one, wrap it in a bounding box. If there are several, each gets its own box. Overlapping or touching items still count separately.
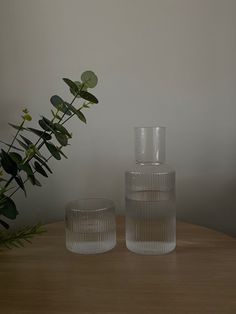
[125,127,176,255]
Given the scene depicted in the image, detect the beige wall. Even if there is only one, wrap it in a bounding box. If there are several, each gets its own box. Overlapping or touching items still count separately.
[0,0,236,235]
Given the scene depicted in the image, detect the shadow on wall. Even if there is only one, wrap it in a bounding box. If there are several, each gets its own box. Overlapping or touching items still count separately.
[177,175,236,237]
[0,100,23,146]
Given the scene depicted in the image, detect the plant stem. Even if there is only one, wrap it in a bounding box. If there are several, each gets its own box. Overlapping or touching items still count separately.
[7,120,24,153]
[61,113,76,125]
[4,176,15,189]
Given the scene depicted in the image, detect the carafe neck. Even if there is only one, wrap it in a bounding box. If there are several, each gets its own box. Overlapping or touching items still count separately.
[135,126,166,164]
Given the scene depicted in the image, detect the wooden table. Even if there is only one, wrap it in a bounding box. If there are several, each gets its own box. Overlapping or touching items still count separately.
[0,217,236,314]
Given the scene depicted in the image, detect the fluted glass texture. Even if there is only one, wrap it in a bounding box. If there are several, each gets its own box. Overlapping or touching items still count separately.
[125,127,176,255]
[65,199,116,254]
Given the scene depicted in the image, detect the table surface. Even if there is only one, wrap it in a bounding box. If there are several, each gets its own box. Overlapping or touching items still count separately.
[0,217,236,314]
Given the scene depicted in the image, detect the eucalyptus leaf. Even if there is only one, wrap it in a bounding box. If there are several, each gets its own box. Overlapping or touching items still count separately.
[0,196,19,219]
[81,71,98,88]
[39,117,55,133]
[54,123,71,137]
[64,102,78,115]
[76,81,88,91]
[39,119,52,132]
[65,103,87,123]
[16,139,28,150]
[15,176,26,196]
[33,155,52,174]
[20,135,33,146]
[27,128,52,141]
[0,149,18,176]
[18,162,33,176]
[77,111,87,124]
[63,78,79,94]
[50,95,71,116]
[9,152,23,164]
[79,91,98,104]
[42,117,55,131]
[8,123,25,131]
[34,161,48,177]
[55,133,68,147]
[45,142,61,160]
[70,81,88,97]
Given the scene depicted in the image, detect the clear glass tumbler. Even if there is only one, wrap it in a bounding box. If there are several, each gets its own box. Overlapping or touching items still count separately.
[65,198,116,254]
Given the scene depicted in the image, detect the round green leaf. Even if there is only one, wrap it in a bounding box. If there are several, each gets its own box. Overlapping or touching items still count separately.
[81,71,98,88]
[50,95,72,116]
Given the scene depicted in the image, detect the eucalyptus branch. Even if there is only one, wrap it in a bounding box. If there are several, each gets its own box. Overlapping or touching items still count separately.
[4,101,90,199]
[2,94,79,197]
[0,70,98,233]
[34,82,87,153]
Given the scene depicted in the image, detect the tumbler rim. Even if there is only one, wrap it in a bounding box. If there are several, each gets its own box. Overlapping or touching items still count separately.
[134,126,166,129]
[66,198,114,213]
